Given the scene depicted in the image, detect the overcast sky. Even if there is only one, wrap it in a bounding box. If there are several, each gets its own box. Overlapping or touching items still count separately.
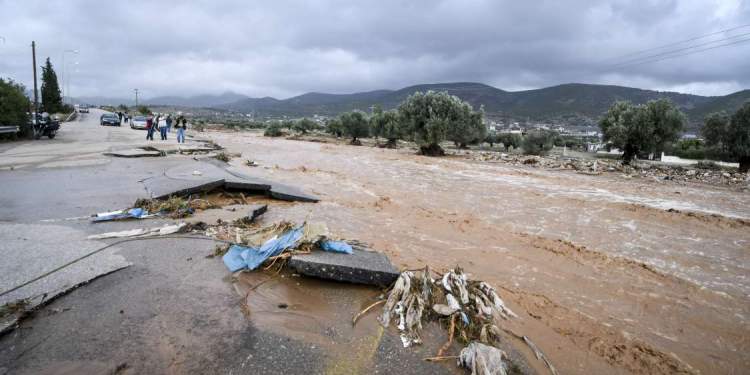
[1,0,749,99]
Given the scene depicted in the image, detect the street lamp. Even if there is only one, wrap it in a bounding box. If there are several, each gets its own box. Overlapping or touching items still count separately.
[61,49,78,104]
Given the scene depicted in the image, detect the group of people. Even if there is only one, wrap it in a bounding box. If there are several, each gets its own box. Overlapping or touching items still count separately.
[145,114,187,143]
[117,111,130,124]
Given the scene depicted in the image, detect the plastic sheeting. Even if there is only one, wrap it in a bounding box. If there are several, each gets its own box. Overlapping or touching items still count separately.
[320,240,353,254]
[91,207,151,222]
[458,342,508,375]
[221,223,353,272]
[223,226,304,272]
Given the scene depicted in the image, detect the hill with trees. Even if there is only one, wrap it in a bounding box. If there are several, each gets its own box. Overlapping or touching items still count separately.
[219,82,748,130]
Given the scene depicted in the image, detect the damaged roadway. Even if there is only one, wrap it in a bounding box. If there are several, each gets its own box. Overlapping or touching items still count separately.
[0,109,455,374]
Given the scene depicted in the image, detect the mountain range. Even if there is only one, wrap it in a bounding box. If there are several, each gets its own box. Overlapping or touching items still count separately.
[75,83,750,130]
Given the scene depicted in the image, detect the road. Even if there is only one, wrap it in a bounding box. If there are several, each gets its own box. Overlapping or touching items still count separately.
[0,109,457,374]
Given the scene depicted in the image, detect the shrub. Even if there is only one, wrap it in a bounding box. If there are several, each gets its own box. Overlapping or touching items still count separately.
[264,122,284,137]
[522,130,555,155]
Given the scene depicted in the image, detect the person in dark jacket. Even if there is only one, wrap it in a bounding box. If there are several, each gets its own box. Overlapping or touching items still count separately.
[175,117,187,143]
[146,115,154,140]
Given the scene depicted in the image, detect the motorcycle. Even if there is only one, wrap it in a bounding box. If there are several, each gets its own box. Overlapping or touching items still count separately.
[31,112,60,139]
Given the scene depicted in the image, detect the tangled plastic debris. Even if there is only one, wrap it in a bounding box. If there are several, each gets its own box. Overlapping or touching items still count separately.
[87,223,187,239]
[220,221,353,272]
[376,267,556,375]
[458,342,508,375]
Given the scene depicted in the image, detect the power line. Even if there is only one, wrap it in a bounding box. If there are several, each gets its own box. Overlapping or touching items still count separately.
[604,23,750,62]
[614,36,750,68]
[611,31,750,68]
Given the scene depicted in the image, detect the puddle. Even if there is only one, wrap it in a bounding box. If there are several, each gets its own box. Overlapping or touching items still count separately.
[232,270,463,374]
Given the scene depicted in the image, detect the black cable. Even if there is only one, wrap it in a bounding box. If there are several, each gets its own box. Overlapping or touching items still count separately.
[0,234,234,299]
[610,31,750,68]
[604,23,750,62]
[614,37,750,68]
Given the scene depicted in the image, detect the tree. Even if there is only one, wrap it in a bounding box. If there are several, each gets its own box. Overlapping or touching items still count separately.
[447,105,486,148]
[703,102,750,172]
[137,105,152,115]
[397,90,484,156]
[496,133,522,150]
[599,99,685,164]
[702,112,730,153]
[40,58,63,113]
[0,78,31,137]
[339,110,369,145]
[117,104,129,112]
[326,118,344,137]
[264,121,284,137]
[370,106,402,148]
[292,118,316,134]
[522,130,555,155]
[727,102,750,172]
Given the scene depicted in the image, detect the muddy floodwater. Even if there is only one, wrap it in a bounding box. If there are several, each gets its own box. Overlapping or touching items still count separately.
[207,131,750,374]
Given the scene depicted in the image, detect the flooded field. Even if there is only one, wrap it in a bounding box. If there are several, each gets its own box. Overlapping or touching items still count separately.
[206,131,750,374]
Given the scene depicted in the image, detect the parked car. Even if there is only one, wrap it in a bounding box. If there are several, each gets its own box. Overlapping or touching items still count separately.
[78,104,89,113]
[100,113,120,126]
[130,115,148,130]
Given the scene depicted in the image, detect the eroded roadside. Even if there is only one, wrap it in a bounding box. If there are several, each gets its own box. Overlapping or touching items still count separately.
[202,130,750,374]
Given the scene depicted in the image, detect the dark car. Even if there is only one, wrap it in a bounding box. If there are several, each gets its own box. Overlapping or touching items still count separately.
[100,113,120,126]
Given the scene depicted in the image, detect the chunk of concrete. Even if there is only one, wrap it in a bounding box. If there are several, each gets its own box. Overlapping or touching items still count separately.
[103,148,163,158]
[288,247,399,287]
[143,176,225,199]
[247,204,268,222]
[141,161,318,202]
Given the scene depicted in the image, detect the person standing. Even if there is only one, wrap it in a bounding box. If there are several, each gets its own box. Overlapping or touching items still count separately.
[176,117,187,143]
[156,115,167,140]
[165,115,173,135]
[146,115,154,140]
[117,111,123,124]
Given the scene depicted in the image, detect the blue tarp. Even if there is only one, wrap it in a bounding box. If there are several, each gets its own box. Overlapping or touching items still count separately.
[223,226,304,271]
[221,224,353,272]
[320,240,353,254]
[92,207,148,222]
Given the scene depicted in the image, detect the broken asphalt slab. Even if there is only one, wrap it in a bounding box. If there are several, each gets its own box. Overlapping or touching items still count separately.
[0,223,131,335]
[142,160,318,202]
[288,246,400,287]
[102,148,164,158]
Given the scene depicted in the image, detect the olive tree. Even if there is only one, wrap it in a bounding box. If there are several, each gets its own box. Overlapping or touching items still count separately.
[339,110,369,145]
[326,118,344,137]
[599,99,685,164]
[521,130,556,155]
[701,112,730,153]
[292,118,316,134]
[370,106,402,148]
[447,105,485,148]
[397,90,484,156]
[703,102,750,172]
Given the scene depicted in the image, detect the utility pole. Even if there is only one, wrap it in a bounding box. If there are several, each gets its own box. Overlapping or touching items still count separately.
[32,41,39,124]
[133,88,139,107]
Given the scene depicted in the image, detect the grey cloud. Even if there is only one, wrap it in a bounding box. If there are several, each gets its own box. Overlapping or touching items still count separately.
[0,0,748,99]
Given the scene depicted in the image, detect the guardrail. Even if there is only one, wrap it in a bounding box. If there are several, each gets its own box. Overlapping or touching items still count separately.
[63,111,77,122]
[0,125,20,135]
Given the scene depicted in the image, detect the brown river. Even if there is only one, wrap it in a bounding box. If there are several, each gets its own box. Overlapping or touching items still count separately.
[206,131,750,374]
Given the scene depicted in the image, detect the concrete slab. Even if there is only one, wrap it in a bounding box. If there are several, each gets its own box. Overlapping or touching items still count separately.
[143,176,225,199]
[288,247,400,287]
[144,160,319,202]
[0,223,131,334]
[103,148,163,158]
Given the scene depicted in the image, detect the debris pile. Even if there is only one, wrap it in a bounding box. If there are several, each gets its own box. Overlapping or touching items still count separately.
[219,221,353,272]
[375,267,556,375]
[466,151,747,186]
